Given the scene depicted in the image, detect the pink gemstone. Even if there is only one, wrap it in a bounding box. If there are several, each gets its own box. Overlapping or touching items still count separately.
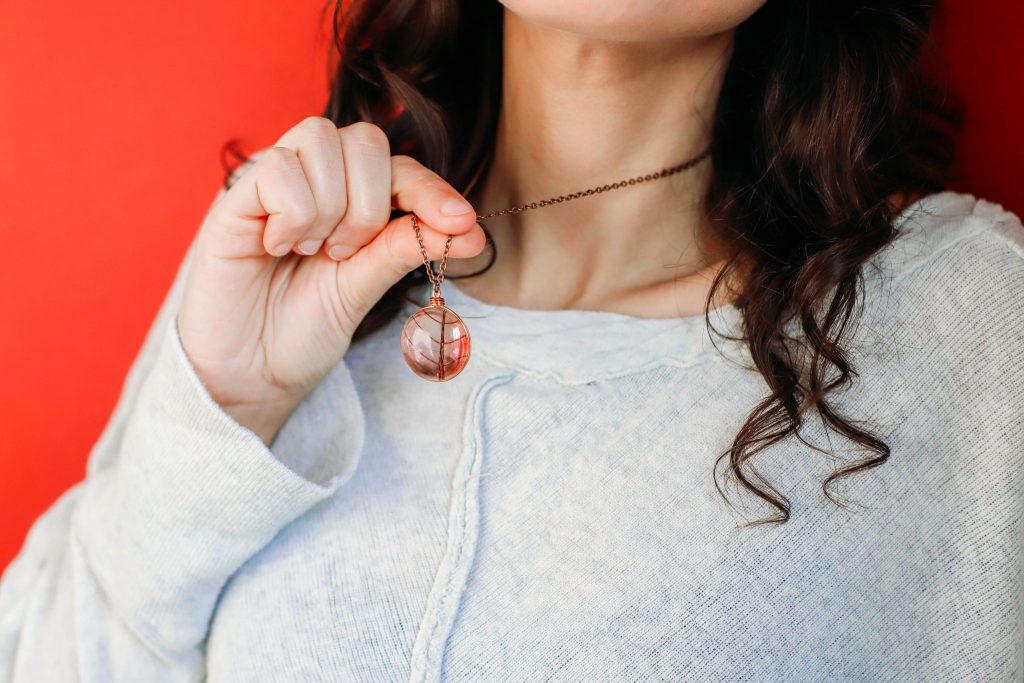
[401,302,471,381]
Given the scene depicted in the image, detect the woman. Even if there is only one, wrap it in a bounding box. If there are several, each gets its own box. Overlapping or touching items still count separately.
[2,0,1022,680]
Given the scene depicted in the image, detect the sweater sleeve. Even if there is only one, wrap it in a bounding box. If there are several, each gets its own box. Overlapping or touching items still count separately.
[883,196,1024,676]
[0,190,367,681]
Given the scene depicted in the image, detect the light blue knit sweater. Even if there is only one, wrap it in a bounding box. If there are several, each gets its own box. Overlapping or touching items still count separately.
[1,191,1022,681]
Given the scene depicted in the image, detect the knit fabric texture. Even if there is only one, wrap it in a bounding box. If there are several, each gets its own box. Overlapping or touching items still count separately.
[1,191,1022,681]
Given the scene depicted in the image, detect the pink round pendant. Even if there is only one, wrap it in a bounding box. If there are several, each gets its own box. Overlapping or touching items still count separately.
[401,296,471,381]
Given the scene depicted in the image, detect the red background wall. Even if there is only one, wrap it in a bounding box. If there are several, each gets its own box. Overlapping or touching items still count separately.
[1,2,1022,571]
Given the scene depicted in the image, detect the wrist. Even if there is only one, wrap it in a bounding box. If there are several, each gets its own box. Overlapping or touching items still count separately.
[221,398,301,447]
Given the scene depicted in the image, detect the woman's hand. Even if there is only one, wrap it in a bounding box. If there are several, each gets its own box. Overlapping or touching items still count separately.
[177,117,486,445]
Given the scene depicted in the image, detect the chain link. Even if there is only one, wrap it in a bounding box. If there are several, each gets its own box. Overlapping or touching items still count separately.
[412,213,454,298]
[411,147,712,295]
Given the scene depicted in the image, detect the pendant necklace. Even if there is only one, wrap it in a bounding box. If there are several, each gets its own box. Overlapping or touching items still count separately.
[400,147,712,382]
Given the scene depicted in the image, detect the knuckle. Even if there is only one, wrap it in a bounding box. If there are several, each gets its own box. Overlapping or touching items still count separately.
[391,153,416,169]
[319,196,348,223]
[383,223,411,271]
[345,121,389,147]
[296,115,338,139]
[262,148,306,183]
[342,208,384,233]
[285,202,317,228]
[421,177,452,197]
[263,146,297,167]
[392,155,443,198]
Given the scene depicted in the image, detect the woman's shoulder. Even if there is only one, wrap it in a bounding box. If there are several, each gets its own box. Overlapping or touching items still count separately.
[873,190,1024,286]
[853,190,1023,382]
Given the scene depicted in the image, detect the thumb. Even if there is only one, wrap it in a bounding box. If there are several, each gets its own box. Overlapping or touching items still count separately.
[332,212,488,325]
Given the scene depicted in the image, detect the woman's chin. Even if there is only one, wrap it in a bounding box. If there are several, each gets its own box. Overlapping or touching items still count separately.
[497,0,768,43]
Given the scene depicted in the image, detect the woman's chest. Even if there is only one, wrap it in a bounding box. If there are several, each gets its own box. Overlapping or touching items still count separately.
[203,363,1015,681]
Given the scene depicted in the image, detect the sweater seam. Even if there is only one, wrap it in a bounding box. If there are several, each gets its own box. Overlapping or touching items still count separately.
[68,522,179,666]
[883,197,1022,288]
[469,342,746,385]
[406,371,516,682]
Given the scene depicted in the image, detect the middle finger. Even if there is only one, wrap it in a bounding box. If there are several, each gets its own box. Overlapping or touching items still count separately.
[327,122,393,261]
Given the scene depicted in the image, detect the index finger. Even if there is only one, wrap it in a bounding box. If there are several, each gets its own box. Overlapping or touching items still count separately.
[390,154,480,235]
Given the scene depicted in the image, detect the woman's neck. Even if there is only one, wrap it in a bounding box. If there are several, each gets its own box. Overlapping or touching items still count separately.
[459,8,738,318]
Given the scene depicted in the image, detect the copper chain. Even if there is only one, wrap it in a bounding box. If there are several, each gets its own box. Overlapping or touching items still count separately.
[412,147,712,297]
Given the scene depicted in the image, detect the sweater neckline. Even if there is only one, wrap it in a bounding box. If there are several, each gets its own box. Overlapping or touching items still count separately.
[403,278,748,384]
[398,191,949,384]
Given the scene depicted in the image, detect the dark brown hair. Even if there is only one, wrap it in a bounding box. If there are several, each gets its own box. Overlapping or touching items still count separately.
[228,0,959,527]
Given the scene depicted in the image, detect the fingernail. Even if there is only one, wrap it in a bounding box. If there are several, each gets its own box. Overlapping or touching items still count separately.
[329,245,347,260]
[440,196,474,216]
[297,239,322,255]
[270,242,292,257]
